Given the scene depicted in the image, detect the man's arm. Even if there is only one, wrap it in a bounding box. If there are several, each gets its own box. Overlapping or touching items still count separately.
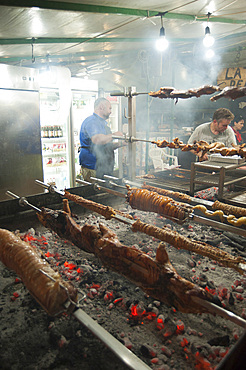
[227,126,237,146]
[91,133,112,145]
[91,131,127,147]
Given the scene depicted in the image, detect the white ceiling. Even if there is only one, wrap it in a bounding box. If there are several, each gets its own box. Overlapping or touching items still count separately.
[0,1,245,88]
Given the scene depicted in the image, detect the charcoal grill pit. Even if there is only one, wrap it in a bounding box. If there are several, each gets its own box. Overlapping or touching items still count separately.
[0,186,246,370]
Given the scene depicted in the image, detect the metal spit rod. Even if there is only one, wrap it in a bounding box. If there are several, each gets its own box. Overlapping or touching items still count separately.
[112,134,153,144]
[76,178,126,198]
[72,306,151,370]
[6,190,41,212]
[35,179,65,196]
[110,90,149,98]
[192,297,246,329]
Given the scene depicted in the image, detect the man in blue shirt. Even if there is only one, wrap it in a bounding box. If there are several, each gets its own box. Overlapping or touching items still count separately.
[79,97,125,181]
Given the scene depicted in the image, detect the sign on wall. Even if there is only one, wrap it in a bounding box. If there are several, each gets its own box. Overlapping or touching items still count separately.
[217,67,246,88]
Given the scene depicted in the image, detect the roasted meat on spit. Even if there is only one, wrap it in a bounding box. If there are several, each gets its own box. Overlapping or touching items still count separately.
[132,219,245,275]
[0,228,77,316]
[151,137,246,159]
[210,86,246,101]
[149,85,220,101]
[64,190,133,220]
[36,201,217,314]
[61,193,246,275]
[142,183,191,203]
[212,200,246,218]
[126,186,193,221]
[140,184,246,226]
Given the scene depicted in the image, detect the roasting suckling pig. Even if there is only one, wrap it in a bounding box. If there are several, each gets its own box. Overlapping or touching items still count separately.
[0,228,77,316]
[36,201,217,314]
[126,186,193,221]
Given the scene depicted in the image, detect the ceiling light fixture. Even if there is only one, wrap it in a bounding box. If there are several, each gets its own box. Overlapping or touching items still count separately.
[203,12,215,48]
[156,14,169,52]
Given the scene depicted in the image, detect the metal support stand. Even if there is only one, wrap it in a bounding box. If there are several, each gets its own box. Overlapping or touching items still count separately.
[128,86,136,180]
[110,87,137,181]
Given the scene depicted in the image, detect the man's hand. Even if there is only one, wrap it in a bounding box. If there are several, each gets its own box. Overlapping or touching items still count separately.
[112,131,128,147]
[113,131,124,137]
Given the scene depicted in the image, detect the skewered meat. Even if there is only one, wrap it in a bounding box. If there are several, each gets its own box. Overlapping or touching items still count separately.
[37,204,99,254]
[0,228,77,316]
[193,205,225,222]
[149,85,220,101]
[62,192,246,274]
[188,85,221,97]
[126,187,193,221]
[151,137,246,159]
[64,190,133,220]
[149,87,175,98]
[210,86,246,101]
[96,225,216,314]
[227,215,246,226]
[193,205,246,226]
[37,203,216,314]
[142,183,191,203]
[132,219,245,275]
[170,90,193,100]
[212,200,246,218]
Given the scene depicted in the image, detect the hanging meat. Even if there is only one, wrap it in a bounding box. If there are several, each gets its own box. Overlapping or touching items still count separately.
[149,85,220,100]
[210,86,246,101]
[150,137,246,159]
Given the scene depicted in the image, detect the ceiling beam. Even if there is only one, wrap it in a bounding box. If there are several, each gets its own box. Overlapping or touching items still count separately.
[0,37,197,45]
[0,31,246,46]
[2,1,246,25]
[0,49,128,63]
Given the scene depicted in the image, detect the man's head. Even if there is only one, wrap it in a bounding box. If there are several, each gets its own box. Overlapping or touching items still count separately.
[233,114,244,131]
[212,108,234,133]
[94,97,112,120]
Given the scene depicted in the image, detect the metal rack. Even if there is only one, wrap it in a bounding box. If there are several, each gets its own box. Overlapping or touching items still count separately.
[190,160,246,200]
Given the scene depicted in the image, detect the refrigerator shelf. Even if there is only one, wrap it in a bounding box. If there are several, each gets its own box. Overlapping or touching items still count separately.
[42,151,67,156]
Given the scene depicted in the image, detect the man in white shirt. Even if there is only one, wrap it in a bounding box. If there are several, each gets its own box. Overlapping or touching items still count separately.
[188,108,236,161]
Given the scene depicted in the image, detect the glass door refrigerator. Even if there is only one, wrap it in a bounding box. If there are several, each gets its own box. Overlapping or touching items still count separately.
[39,67,72,190]
[70,78,98,185]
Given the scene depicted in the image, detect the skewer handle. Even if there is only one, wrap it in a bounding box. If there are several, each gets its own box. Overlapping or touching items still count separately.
[6,191,41,212]
[76,179,92,186]
[35,179,65,196]
[6,190,20,200]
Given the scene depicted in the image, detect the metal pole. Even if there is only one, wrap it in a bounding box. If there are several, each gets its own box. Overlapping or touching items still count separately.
[128,86,136,180]
[69,103,76,188]
[118,96,123,178]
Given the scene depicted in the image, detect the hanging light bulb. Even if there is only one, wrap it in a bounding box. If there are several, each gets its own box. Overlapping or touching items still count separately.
[203,12,214,48]
[156,14,169,52]
[203,26,215,47]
